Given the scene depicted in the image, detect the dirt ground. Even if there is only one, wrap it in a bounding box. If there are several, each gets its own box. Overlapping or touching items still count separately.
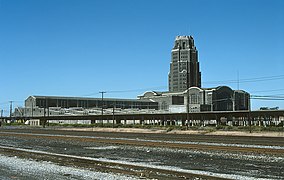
[58,127,284,137]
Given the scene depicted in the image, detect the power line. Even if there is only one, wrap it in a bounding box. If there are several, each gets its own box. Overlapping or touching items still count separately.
[251,94,284,101]
[9,101,13,118]
[99,91,106,123]
[251,95,284,98]
[0,100,23,105]
[82,86,167,97]
[82,92,100,97]
[108,75,284,89]
[250,88,284,93]
[203,74,284,85]
[239,74,284,81]
[251,97,284,101]
[0,101,10,105]
[107,86,167,94]
[65,74,284,98]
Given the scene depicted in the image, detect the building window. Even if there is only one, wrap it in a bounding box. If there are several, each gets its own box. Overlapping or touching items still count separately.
[190,94,199,104]
[172,96,184,105]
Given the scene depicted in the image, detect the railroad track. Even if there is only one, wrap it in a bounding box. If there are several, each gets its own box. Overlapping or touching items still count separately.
[0,145,227,180]
[1,130,283,179]
[3,129,284,146]
[1,131,284,155]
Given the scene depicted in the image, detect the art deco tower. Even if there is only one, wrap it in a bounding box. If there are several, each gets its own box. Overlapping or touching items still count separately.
[168,36,201,92]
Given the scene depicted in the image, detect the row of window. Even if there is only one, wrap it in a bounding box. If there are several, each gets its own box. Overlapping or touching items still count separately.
[173,51,189,55]
[172,55,189,59]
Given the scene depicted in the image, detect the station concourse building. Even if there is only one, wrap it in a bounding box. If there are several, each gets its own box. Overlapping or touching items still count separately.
[14,35,250,118]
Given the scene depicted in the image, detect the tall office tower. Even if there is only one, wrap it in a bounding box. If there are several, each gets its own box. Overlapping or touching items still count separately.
[168,36,201,92]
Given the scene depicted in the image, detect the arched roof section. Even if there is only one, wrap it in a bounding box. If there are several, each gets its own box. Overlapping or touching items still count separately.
[140,91,162,98]
[215,86,234,100]
[188,86,203,91]
[25,96,36,101]
[183,86,203,94]
[215,86,233,92]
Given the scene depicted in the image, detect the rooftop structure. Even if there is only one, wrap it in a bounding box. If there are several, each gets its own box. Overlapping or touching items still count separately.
[25,95,158,110]
[13,95,159,117]
[138,86,250,113]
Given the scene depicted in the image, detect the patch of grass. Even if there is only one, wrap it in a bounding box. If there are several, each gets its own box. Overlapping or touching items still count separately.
[261,126,284,132]
[9,122,26,126]
[1,121,27,126]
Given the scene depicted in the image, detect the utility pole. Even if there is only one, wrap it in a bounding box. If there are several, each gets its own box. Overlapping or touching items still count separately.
[237,70,240,90]
[46,98,49,127]
[233,91,235,111]
[112,104,115,128]
[31,101,34,117]
[0,109,3,127]
[44,98,46,117]
[9,101,13,119]
[46,98,49,117]
[99,91,106,126]
[186,60,190,128]
[248,94,252,133]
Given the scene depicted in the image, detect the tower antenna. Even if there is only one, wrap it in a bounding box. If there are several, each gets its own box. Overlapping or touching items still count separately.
[189,26,191,35]
[237,70,240,90]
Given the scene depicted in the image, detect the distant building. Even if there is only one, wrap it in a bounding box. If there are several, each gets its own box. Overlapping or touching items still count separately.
[139,36,250,112]
[168,36,201,92]
[14,95,158,117]
[14,35,250,117]
[25,96,158,109]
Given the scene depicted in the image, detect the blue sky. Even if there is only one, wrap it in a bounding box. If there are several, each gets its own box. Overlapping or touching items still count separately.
[0,0,283,114]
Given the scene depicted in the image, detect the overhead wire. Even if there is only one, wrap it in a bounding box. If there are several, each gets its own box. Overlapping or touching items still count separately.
[82,75,284,97]
[250,94,284,101]
[0,101,10,105]
[107,86,167,94]
[250,97,284,101]
[250,88,284,93]
[81,86,167,97]
[81,92,101,97]
[203,74,284,85]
